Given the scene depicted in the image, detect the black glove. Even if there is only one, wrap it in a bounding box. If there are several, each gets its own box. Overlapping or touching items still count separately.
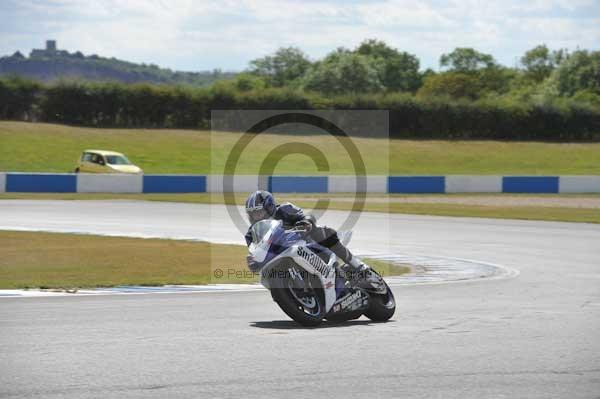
[294,220,313,232]
[303,214,317,226]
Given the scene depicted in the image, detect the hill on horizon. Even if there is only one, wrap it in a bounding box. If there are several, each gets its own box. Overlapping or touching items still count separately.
[0,40,237,86]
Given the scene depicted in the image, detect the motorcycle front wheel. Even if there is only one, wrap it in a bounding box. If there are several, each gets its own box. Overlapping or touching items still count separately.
[270,267,325,327]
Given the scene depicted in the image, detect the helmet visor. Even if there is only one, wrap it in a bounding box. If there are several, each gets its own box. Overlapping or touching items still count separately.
[247,207,270,224]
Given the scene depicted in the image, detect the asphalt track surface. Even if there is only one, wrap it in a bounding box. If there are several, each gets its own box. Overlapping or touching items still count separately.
[1,200,599,398]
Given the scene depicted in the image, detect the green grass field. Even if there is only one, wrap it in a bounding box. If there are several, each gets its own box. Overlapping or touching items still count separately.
[0,230,408,289]
[2,121,600,174]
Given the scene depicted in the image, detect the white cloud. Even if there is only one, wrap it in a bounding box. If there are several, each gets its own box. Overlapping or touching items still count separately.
[1,0,598,71]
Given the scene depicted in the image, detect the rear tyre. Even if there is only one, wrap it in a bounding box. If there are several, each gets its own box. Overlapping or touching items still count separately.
[270,267,325,327]
[74,168,80,173]
[364,283,396,322]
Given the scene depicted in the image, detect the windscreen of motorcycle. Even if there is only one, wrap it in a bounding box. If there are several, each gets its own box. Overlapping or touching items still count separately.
[249,219,282,262]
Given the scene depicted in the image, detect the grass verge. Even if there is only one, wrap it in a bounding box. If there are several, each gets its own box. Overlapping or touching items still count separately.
[1,192,600,223]
[363,258,411,277]
[0,231,408,289]
[329,201,600,223]
[0,231,248,289]
[2,121,600,174]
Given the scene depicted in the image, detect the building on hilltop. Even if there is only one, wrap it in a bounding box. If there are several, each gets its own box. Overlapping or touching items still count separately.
[30,40,60,58]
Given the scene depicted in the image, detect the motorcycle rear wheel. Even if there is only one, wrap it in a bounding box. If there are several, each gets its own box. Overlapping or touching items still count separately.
[364,281,396,322]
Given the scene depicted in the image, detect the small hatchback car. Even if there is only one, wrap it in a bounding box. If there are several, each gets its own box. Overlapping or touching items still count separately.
[75,150,143,174]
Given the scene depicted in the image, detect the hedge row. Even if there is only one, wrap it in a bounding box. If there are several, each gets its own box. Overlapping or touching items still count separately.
[1,78,599,140]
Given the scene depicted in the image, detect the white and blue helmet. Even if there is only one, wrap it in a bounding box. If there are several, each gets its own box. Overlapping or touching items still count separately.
[245,190,276,224]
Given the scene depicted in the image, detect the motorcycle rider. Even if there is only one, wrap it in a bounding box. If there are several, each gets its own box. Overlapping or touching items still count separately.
[244,190,381,287]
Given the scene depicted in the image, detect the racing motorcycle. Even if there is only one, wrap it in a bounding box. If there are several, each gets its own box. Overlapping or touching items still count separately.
[248,219,396,326]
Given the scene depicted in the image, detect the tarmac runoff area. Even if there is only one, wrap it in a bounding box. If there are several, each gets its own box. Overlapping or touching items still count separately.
[0,200,599,398]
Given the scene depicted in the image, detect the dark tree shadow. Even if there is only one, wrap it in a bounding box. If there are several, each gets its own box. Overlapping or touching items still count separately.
[250,319,395,330]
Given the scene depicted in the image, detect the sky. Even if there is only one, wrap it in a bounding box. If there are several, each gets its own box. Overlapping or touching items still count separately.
[1,0,599,72]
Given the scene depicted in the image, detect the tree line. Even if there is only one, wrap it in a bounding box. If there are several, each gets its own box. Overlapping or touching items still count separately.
[244,40,599,104]
[0,48,235,86]
[1,39,599,140]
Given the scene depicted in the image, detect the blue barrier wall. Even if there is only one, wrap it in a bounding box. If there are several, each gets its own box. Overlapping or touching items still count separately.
[143,175,206,193]
[388,176,445,193]
[1,174,598,193]
[6,173,77,193]
[502,176,559,193]
[269,176,328,193]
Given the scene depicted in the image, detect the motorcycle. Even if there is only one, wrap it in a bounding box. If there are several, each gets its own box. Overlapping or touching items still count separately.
[247,219,396,326]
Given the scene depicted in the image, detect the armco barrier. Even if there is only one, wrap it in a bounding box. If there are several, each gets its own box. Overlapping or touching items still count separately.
[559,176,600,193]
[6,173,77,193]
[502,176,559,193]
[388,176,445,193]
[328,176,387,193]
[269,176,328,193]
[1,173,600,193]
[78,174,142,193]
[206,175,268,193]
[143,175,206,193]
[445,175,502,193]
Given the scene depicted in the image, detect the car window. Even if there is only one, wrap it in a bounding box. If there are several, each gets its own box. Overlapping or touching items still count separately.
[82,153,93,162]
[90,154,104,164]
[105,155,131,165]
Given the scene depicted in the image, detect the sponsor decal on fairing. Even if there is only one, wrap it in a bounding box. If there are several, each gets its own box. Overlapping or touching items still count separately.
[297,247,332,277]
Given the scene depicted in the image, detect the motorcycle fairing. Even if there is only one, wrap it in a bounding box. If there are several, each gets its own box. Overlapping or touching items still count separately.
[249,219,360,313]
[259,245,338,312]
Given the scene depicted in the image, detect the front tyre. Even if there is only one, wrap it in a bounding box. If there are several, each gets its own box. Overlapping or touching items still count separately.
[270,268,325,327]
